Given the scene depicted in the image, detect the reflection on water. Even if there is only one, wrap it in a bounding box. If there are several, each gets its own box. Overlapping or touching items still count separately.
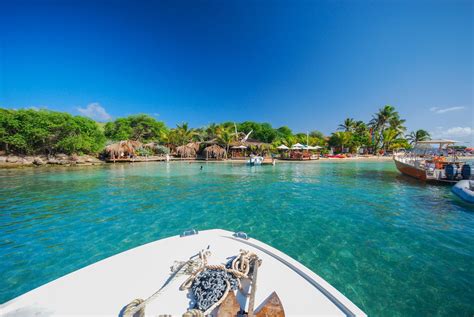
[0,161,473,316]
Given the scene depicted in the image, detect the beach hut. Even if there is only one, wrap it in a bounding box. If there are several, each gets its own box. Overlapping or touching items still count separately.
[104,140,143,161]
[202,144,227,160]
[176,145,197,158]
[185,142,201,153]
[229,139,272,158]
[230,145,247,159]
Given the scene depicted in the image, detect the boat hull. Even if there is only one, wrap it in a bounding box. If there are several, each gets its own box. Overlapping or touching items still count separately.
[0,229,366,317]
[452,180,474,203]
[393,158,427,180]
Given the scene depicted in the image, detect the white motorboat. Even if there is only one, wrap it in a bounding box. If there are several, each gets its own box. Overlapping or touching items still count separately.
[0,229,366,317]
[452,180,474,204]
[247,155,264,166]
[393,140,472,184]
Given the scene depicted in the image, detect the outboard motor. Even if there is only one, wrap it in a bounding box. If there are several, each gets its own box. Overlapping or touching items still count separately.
[461,164,471,180]
[445,164,457,180]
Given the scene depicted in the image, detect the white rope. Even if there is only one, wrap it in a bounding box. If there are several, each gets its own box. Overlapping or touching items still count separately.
[122,250,210,317]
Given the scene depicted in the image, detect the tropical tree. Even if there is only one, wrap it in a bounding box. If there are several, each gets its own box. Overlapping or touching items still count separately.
[369,105,406,151]
[329,131,352,153]
[381,128,399,151]
[237,121,277,143]
[104,114,167,142]
[338,118,356,132]
[216,126,235,158]
[406,129,431,145]
[0,108,105,155]
[205,123,220,140]
[175,122,196,146]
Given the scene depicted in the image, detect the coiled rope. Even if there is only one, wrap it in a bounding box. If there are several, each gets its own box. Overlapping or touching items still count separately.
[122,249,261,317]
[122,250,210,317]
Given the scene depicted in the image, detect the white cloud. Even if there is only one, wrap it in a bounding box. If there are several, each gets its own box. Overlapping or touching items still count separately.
[429,106,465,114]
[430,126,473,144]
[443,127,473,138]
[77,103,111,121]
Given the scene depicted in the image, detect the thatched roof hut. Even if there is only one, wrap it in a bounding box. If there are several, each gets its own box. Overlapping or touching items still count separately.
[202,144,226,160]
[176,144,197,158]
[105,140,142,160]
[185,142,201,152]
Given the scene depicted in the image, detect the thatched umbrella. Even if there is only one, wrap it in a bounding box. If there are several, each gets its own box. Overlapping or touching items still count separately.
[186,142,201,152]
[104,140,142,160]
[176,145,197,158]
[203,144,226,160]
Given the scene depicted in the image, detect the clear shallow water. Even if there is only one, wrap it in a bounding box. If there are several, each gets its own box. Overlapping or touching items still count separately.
[1,161,473,316]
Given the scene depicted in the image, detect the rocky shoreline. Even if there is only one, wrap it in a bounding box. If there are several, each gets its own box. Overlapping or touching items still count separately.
[0,154,104,167]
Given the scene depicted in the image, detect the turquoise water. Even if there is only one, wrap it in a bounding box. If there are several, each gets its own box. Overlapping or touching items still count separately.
[1,161,473,316]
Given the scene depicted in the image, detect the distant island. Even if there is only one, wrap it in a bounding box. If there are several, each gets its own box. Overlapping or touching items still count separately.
[0,105,452,166]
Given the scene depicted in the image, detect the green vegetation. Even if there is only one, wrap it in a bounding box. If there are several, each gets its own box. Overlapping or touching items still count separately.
[104,114,167,142]
[0,108,105,155]
[406,129,431,145]
[0,105,429,156]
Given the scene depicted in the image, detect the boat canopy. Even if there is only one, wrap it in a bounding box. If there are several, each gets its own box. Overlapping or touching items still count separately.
[416,139,457,145]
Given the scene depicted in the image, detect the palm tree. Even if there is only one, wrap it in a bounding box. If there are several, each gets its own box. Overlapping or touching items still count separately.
[382,128,399,151]
[406,130,431,145]
[369,105,405,151]
[175,122,196,146]
[388,116,406,137]
[338,118,355,132]
[330,131,352,153]
[205,123,219,140]
[216,126,235,159]
[354,121,367,134]
[369,105,399,131]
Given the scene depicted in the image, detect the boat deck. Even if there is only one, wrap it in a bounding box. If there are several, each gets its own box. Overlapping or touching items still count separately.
[1,229,366,316]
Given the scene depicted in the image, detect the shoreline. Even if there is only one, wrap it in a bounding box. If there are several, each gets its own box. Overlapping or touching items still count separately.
[2,155,472,169]
[0,154,394,168]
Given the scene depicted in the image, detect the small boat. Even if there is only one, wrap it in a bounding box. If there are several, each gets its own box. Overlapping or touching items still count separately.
[0,229,366,316]
[247,155,264,165]
[452,180,474,203]
[393,139,472,184]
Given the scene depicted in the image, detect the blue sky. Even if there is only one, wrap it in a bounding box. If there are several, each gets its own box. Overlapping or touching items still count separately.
[0,0,472,144]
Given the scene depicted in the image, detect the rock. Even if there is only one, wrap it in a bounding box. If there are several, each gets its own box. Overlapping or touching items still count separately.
[6,156,19,163]
[47,157,60,164]
[85,156,102,163]
[75,156,86,164]
[24,156,35,163]
[33,157,45,165]
[55,153,68,160]
[0,156,7,163]
[20,158,33,165]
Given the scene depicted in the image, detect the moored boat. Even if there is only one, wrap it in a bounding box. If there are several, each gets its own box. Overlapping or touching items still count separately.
[247,155,264,165]
[452,180,474,204]
[0,229,366,317]
[393,140,472,184]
